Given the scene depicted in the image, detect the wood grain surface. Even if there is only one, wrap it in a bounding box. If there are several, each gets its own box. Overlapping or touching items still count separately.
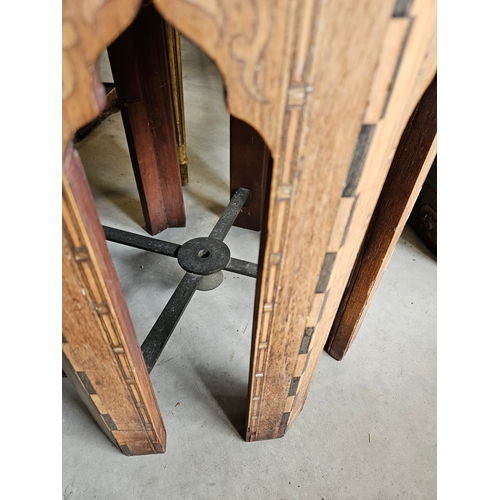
[288,0,436,430]
[107,2,186,235]
[62,0,141,153]
[62,144,166,455]
[230,116,272,231]
[326,74,437,361]
[148,0,436,441]
[63,0,436,450]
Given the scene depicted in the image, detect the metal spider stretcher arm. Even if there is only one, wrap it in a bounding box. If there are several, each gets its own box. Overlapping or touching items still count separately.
[102,188,257,373]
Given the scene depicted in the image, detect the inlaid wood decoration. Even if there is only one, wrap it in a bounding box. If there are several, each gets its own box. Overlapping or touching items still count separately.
[62,146,166,455]
[62,0,436,454]
[325,74,437,362]
[284,0,437,432]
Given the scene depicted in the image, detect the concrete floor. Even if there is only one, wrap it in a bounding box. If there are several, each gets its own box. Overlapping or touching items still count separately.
[63,38,437,499]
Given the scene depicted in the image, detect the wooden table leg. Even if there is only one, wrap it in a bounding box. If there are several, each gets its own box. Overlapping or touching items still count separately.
[325,74,437,360]
[149,0,436,442]
[107,1,186,235]
[230,116,272,231]
[63,0,436,447]
[63,144,166,456]
[245,2,437,441]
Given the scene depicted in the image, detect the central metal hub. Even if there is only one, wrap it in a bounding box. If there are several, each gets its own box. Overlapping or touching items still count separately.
[177,237,231,275]
[102,188,254,373]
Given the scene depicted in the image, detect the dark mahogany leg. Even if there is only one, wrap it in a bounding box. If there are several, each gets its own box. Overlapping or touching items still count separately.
[229,116,272,231]
[107,2,186,235]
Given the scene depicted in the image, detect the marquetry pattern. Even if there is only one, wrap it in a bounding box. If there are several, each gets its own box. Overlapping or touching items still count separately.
[247,0,321,441]
[62,184,164,455]
[282,0,436,423]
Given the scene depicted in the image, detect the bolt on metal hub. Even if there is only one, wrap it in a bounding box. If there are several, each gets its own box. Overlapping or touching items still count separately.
[177,237,231,275]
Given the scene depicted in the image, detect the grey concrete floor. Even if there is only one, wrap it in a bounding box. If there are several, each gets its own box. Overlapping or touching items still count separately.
[63,38,437,499]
